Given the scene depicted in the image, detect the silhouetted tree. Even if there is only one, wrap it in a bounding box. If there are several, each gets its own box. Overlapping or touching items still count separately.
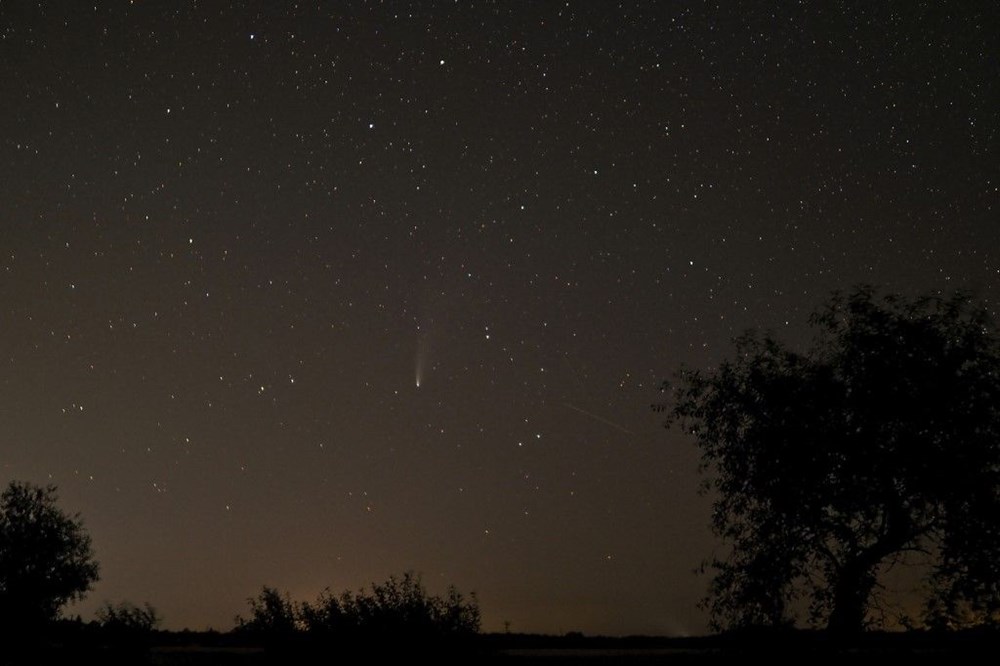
[0,481,100,634]
[661,286,1000,634]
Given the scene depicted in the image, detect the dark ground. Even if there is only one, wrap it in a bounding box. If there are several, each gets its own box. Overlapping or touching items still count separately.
[135,629,1000,665]
[11,629,998,665]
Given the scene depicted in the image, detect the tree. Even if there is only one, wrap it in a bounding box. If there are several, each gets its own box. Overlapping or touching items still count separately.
[0,482,100,631]
[661,286,1000,634]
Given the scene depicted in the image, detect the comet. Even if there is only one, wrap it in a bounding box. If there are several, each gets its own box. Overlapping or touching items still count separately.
[415,339,427,388]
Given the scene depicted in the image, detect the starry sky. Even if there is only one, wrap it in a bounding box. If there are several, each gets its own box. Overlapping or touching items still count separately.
[1,1,997,635]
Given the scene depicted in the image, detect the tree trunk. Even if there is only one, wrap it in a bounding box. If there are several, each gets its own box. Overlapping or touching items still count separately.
[826,558,879,635]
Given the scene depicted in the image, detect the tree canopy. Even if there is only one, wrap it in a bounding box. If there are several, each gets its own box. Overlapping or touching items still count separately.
[0,481,100,631]
[662,286,1000,633]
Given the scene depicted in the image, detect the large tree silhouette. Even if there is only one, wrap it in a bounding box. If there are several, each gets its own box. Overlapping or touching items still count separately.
[663,286,1000,634]
[0,481,100,632]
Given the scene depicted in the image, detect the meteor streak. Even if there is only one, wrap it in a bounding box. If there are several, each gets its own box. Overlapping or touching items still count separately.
[562,402,634,435]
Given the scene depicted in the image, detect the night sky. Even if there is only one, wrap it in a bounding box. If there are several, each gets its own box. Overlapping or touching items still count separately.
[1,1,997,635]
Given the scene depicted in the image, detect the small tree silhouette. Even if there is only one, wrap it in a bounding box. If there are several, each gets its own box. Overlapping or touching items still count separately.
[0,481,99,635]
[661,286,1000,633]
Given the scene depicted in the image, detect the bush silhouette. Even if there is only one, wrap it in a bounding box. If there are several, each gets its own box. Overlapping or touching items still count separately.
[237,572,479,650]
[302,572,480,642]
[234,586,299,643]
[96,601,160,650]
